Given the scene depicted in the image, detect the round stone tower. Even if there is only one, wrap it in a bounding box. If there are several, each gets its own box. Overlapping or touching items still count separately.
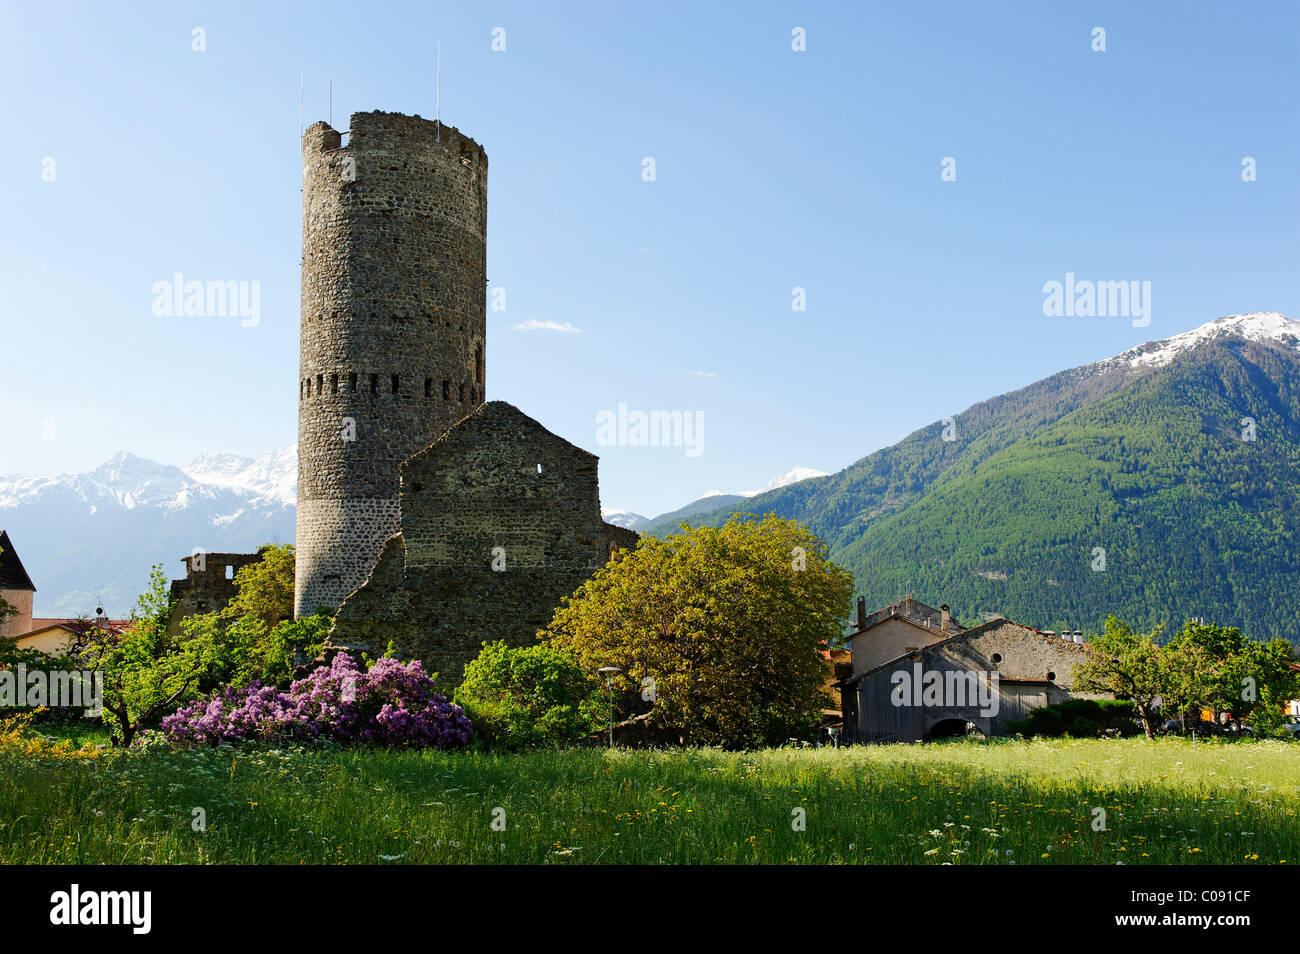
[296,110,488,617]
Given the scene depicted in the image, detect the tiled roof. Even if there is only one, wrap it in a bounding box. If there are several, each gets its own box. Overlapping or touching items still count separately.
[0,531,36,591]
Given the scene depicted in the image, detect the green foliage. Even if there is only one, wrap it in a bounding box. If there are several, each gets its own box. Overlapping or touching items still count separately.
[544,514,853,749]
[1074,616,1299,740]
[1073,617,1167,739]
[1006,698,1141,738]
[0,639,88,725]
[221,544,295,629]
[81,566,208,746]
[454,640,603,749]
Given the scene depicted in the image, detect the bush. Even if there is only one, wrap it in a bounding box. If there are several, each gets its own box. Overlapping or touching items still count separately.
[1007,698,1141,739]
[454,641,604,749]
[161,652,472,749]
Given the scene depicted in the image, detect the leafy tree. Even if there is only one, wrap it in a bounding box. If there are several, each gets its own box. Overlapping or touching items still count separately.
[1164,622,1299,733]
[454,640,603,749]
[81,566,210,746]
[221,544,295,629]
[1074,616,1168,739]
[543,514,853,748]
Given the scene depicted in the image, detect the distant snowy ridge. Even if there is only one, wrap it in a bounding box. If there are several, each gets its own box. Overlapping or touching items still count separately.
[1097,312,1300,373]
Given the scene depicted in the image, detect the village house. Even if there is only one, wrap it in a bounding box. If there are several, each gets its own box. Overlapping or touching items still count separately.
[1,530,129,656]
[838,597,1105,743]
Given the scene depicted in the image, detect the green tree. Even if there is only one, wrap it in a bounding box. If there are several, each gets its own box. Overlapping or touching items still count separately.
[81,566,210,746]
[221,544,295,629]
[543,514,853,748]
[454,640,603,749]
[1074,616,1168,740]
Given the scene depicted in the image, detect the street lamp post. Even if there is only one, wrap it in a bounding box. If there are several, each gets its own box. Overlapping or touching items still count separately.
[598,666,622,748]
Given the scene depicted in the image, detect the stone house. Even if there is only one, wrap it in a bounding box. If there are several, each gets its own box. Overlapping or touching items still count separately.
[839,598,1105,743]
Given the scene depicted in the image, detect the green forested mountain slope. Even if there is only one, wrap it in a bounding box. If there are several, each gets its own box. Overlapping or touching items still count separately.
[651,319,1300,642]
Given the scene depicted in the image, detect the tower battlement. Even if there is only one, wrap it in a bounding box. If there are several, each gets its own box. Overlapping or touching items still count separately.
[295,109,488,618]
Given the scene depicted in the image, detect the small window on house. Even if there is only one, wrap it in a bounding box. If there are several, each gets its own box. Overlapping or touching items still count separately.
[425,377,433,398]
[225,565,234,580]
[391,374,400,395]
[331,373,339,394]
[992,653,1002,664]
[369,373,378,393]
[349,372,358,393]
[442,380,450,400]
[1047,671,1056,681]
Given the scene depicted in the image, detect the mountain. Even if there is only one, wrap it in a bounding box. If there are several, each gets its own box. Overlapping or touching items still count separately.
[637,466,829,535]
[601,509,649,530]
[650,313,1300,643]
[0,450,297,618]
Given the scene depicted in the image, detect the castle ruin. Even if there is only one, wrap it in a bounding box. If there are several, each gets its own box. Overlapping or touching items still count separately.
[296,110,634,685]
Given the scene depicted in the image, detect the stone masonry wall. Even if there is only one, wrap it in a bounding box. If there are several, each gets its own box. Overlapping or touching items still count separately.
[328,402,637,688]
[296,111,488,617]
[168,550,265,637]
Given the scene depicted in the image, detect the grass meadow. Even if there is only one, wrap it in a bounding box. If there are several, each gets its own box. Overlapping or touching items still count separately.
[2,728,1297,865]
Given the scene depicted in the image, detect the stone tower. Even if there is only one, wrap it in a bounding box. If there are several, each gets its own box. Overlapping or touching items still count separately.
[296,110,488,617]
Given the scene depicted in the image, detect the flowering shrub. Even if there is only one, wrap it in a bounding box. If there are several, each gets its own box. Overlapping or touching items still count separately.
[161,653,472,749]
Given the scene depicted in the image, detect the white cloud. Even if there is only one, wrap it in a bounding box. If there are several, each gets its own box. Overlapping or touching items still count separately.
[512,319,581,333]
[690,370,716,377]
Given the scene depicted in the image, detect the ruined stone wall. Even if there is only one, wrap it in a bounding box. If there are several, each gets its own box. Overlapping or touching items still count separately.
[328,402,637,688]
[297,110,488,617]
[168,551,264,637]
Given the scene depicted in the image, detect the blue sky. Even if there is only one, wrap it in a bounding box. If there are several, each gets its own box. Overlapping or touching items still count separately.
[2,0,1297,517]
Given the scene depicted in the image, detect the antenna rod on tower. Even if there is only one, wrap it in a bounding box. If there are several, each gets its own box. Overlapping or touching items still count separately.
[435,42,441,141]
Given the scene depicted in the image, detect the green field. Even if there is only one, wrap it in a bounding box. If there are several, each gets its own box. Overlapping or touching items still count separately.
[3,731,1297,864]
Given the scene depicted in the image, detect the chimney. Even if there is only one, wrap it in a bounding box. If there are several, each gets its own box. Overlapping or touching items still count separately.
[1073,631,1084,644]
[940,604,951,632]
[856,596,866,630]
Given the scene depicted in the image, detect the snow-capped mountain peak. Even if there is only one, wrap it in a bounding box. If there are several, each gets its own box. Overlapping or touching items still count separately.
[184,446,297,505]
[752,466,829,495]
[1105,312,1300,372]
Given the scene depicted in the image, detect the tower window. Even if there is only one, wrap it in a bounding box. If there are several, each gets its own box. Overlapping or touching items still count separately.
[442,380,450,400]
[349,372,358,393]
[305,378,311,397]
[475,343,484,386]
[300,379,304,401]
[369,373,378,394]
[425,377,433,398]
[316,374,323,396]
[331,373,339,394]
[391,374,400,395]
[458,383,466,402]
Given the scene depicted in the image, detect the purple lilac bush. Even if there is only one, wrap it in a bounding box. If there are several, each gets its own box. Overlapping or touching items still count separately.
[161,653,473,749]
